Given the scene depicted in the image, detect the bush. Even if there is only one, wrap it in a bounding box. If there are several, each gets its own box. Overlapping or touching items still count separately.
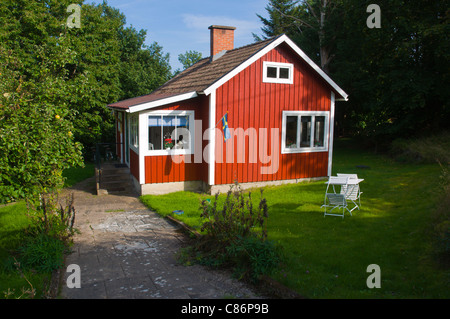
[391,131,450,164]
[27,192,77,243]
[16,233,66,273]
[200,182,268,242]
[226,236,282,282]
[186,182,282,283]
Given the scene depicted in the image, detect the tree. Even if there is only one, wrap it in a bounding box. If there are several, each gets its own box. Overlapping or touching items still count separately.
[118,26,172,99]
[172,50,203,76]
[0,42,83,203]
[0,0,173,150]
[0,0,174,202]
[178,50,203,70]
[255,0,342,74]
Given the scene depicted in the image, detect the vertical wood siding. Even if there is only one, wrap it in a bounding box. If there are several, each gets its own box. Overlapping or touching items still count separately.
[129,149,139,181]
[215,43,331,185]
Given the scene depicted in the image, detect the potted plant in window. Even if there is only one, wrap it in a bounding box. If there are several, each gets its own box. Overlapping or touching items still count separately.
[286,139,296,148]
[164,133,173,149]
[164,138,173,149]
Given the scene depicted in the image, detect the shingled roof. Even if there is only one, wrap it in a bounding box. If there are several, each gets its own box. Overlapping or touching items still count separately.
[108,36,281,110]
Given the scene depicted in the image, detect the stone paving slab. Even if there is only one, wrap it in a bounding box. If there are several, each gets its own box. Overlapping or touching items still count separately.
[60,177,264,299]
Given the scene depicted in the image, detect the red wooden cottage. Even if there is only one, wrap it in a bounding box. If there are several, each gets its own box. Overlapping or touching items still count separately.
[108,25,348,195]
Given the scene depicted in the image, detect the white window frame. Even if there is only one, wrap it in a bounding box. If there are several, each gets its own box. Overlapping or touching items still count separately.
[129,113,139,153]
[263,61,294,84]
[143,110,195,156]
[281,111,329,154]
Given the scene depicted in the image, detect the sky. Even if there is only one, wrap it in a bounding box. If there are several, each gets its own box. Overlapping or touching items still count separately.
[89,0,270,71]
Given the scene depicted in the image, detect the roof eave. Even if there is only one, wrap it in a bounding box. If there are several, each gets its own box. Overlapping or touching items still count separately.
[126,91,198,113]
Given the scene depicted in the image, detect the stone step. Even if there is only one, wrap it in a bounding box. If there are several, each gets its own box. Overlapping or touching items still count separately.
[96,162,136,195]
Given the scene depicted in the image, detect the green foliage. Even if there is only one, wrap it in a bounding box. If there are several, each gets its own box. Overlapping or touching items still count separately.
[14,233,66,274]
[0,44,84,204]
[390,131,450,164]
[27,192,77,242]
[226,236,282,282]
[0,0,173,151]
[0,0,173,203]
[118,27,172,100]
[178,50,203,70]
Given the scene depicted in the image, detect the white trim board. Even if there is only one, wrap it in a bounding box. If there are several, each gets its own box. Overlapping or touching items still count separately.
[127,91,198,113]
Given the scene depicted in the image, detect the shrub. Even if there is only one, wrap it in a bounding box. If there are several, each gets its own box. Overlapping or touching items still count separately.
[200,182,268,242]
[16,233,66,274]
[226,236,282,282]
[27,192,77,243]
[189,182,282,283]
[391,131,450,164]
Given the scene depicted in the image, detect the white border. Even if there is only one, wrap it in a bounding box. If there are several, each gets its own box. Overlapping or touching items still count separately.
[281,110,329,154]
[328,92,335,176]
[127,91,198,113]
[262,61,294,84]
[129,113,139,155]
[208,89,216,186]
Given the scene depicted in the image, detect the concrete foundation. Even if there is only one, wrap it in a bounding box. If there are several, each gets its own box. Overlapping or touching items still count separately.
[133,175,326,195]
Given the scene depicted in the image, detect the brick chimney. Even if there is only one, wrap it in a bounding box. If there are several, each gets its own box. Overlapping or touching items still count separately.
[209,25,236,58]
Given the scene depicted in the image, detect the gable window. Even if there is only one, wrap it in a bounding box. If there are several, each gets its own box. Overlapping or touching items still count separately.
[263,61,293,84]
[147,110,194,155]
[282,111,329,153]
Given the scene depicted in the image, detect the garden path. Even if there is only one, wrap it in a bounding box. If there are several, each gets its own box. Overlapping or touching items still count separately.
[60,176,262,299]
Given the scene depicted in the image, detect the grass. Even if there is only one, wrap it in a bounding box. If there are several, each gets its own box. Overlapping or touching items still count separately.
[63,162,95,188]
[0,201,47,298]
[140,139,449,298]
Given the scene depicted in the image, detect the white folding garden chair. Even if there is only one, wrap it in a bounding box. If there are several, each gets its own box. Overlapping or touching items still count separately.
[337,173,363,212]
[322,176,352,218]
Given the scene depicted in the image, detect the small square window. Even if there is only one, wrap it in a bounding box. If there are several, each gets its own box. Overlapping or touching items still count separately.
[263,62,293,84]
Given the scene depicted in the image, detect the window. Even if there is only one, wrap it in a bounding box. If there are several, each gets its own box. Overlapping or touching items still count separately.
[130,114,138,149]
[147,110,194,155]
[282,111,329,153]
[263,61,293,84]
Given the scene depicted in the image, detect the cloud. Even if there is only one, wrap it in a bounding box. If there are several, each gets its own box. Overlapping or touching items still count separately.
[181,13,260,44]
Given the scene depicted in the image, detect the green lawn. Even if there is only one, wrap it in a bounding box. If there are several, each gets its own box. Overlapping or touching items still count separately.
[63,162,96,188]
[0,201,48,298]
[141,140,449,298]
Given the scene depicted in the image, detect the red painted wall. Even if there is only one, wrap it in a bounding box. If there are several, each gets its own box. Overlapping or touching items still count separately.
[214,43,331,185]
[130,148,139,181]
